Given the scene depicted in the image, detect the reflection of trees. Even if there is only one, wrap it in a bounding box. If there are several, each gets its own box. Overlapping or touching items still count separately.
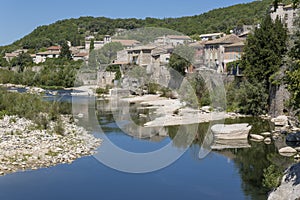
[230,142,276,200]
[168,122,211,150]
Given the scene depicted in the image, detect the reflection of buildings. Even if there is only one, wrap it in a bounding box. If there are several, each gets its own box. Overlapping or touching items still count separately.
[96,98,169,142]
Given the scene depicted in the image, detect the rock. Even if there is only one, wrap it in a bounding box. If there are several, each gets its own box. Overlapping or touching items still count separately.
[286,132,300,142]
[201,106,211,113]
[211,123,252,140]
[264,137,272,144]
[268,163,300,200]
[295,147,300,152]
[271,115,288,126]
[261,132,271,136]
[250,134,265,141]
[279,147,297,157]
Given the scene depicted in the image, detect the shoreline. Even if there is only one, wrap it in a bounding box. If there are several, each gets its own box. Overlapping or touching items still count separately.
[0,115,101,176]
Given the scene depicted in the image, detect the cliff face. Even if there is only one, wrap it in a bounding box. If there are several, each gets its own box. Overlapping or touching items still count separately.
[269,84,290,117]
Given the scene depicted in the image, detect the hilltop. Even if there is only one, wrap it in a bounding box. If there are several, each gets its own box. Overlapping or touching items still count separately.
[0,0,277,52]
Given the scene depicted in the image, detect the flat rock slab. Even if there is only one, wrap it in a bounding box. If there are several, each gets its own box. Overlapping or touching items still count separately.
[211,123,252,140]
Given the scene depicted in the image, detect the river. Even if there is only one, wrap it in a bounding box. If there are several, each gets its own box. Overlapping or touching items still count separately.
[0,92,290,200]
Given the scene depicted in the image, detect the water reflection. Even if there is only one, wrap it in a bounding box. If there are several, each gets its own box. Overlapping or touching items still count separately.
[75,97,291,199]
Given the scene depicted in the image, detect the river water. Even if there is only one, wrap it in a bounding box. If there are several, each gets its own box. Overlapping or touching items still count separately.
[0,93,290,200]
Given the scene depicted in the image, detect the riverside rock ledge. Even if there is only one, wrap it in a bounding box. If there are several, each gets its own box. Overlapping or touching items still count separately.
[0,115,102,176]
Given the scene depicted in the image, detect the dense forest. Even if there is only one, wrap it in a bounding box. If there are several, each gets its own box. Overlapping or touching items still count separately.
[0,0,280,52]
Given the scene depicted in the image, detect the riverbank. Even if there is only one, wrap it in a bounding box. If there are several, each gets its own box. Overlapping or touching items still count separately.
[0,115,101,176]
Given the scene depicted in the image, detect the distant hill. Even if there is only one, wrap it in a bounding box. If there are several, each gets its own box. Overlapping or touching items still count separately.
[1,0,276,52]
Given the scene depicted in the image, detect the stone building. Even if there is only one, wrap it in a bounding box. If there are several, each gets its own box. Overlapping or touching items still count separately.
[204,34,243,73]
[270,3,299,33]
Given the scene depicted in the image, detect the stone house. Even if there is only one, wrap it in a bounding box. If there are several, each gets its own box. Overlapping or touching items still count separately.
[224,41,245,72]
[4,49,28,62]
[204,34,243,73]
[199,33,225,41]
[34,46,61,64]
[270,3,299,33]
[154,35,192,46]
[85,35,140,50]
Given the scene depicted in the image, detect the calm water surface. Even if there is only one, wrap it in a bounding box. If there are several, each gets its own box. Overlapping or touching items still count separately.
[0,95,286,200]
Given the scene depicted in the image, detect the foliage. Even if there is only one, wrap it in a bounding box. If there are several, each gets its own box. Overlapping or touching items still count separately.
[2,0,275,51]
[0,58,82,88]
[285,13,300,115]
[89,39,95,52]
[241,15,288,89]
[226,79,269,115]
[96,87,110,95]
[88,42,123,70]
[0,88,71,125]
[262,165,283,189]
[106,64,122,80]
[10,52,33,72]
[59,41,72,60]
[168,54,190,75]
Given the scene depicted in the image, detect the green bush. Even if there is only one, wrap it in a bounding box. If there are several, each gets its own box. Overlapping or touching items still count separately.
[263,165,283,190]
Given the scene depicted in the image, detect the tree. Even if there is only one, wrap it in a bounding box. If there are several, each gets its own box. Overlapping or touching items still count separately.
[169,45,195,75]
[285,13,300,115]
[11,52,33,72]
[89,39,95,52]
[241,15,288,89]
[59,41,72,60]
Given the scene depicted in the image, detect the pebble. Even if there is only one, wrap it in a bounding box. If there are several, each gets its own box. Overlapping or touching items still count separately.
[264,137,272,144]
[250,134,265,141]
[0,115,102,176]
[261,132,271,136]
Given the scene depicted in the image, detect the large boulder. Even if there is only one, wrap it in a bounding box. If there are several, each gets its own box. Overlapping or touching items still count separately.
[271,115,288,127]
[268,163,300,200]
[211,123,252,140]
[286,132,300,147]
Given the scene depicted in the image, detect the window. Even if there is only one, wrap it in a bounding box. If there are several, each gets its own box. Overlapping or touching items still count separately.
[285,13,288,21]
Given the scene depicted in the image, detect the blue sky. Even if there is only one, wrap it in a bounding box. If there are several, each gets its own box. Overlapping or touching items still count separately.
[0,0,255,46]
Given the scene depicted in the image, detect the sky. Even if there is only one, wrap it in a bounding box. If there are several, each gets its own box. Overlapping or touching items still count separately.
[0,0,255,46]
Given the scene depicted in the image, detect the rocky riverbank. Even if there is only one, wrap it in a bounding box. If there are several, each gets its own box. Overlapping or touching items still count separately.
[0,115,101,176]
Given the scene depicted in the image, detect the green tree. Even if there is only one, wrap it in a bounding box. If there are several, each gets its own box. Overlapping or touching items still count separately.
[169,45,195,75]
[242,15,288,89]
[227,80,269,115]
[11,52,33,72]
[89,39,95,52]
[285,10,300,116]
[59,41,72,60]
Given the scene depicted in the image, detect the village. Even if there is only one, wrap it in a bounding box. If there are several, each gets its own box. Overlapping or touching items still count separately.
[3,3,298,78]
